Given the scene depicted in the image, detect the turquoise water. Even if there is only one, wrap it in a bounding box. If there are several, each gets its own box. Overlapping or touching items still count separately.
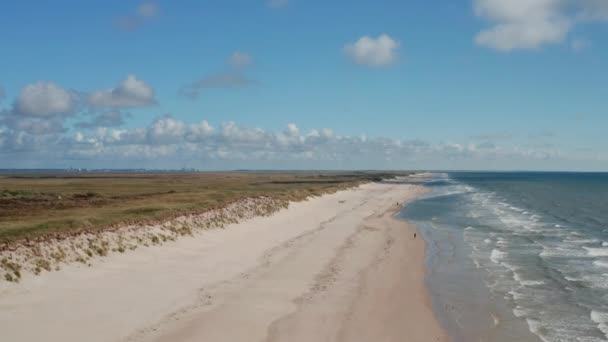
[400,173,608,342]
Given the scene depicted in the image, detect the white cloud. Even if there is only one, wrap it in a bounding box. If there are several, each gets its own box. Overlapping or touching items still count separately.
[473,0,608,51]
[147,117,188,144]
[14,82,77,116]
[228,51,254,68]
[285,123,299,136]
[140,117,214,144]
[0,81,77,135]
[89,74,157,108]
[220,121,270,145]
[344,34,400,67]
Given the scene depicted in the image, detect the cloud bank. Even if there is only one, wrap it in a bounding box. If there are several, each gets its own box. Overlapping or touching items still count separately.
[0,111,592,170]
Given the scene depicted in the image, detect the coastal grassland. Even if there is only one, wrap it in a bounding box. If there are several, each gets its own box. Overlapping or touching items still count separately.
[0,172,406,245]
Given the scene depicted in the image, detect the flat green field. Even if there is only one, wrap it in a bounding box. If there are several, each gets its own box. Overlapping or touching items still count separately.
[0,172,406,244]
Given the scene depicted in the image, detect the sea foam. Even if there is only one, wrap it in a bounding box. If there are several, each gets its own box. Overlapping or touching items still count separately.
[590,310,608,339]
[584,247,608,257]
[593,260,608,269]
[490,249,506,264]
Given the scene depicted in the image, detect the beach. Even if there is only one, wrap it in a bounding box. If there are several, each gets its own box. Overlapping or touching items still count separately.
[0,181,446,342]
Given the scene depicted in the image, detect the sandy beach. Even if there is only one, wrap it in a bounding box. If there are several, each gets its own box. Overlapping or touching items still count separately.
[0,181,447,342]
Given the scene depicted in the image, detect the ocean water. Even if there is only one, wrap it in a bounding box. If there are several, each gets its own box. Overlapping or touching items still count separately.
[399,172,608,342]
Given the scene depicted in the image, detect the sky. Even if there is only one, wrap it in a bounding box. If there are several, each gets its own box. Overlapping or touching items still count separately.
[1,0,607,171]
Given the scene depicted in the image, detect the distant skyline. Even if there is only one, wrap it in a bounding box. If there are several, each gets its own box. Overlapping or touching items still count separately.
[1,0,608,171]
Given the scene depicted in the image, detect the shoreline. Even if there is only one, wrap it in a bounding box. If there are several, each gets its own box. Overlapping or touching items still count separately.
[400,175,544,342]
[0,181,447,342]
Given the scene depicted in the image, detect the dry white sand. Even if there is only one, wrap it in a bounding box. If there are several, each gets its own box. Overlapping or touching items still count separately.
[0,182,447,342]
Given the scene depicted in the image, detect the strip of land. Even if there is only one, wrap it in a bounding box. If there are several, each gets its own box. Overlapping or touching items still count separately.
[0,172,399,244]
[0,178,446,342]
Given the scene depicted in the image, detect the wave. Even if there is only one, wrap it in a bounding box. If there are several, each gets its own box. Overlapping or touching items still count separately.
[526,319,551,342]
[490,249,506,264]
[422,174,608,342]
[513,272,545,287]
[563,237,600,244]
[540,245,588,259]
[420,187,471,200]
[584,247,608,257]
[593,260,608,269]
[590,310,608,339]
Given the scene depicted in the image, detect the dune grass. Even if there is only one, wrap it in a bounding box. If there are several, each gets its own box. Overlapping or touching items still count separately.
[0,171,407,245]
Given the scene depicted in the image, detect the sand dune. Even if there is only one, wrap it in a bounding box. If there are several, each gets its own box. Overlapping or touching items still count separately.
[0,182,446,342]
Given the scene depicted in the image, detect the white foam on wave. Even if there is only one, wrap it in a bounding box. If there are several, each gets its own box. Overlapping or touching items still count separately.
[582,274,608,290]
[540,245,587,259]
[491,249,507,264]
[484,238,492,244]
[593,260,608,269]
[502,261,546,287]
[502,261,520,272]
[513,272,545,286]
[584,247,608,257]
[422,185,471,200]
[521,280,545,287]
[564,276,584,282]
[590,310,608,339]
[513,306,527,318]
[603,242,608,247]
[564,237,600,245]
[526,319,551,342]
[508,290,525,301]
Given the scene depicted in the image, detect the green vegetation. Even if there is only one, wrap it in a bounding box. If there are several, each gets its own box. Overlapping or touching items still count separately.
[0,172,408,245]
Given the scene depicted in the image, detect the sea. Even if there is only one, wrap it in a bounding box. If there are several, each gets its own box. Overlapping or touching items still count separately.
[399,172,608,342]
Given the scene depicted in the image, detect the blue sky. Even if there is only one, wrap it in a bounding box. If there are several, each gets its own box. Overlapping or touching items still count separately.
[1,0,607,170]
